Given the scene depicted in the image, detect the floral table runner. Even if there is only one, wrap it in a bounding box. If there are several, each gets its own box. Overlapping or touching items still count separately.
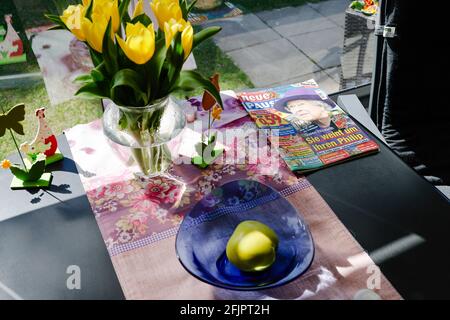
[65,116,401,300]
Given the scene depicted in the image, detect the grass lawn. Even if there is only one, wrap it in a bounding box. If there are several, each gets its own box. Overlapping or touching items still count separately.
[189,25,254,95]
[13,0,78,30]
[2,0,318,159]
[0,80,103,160]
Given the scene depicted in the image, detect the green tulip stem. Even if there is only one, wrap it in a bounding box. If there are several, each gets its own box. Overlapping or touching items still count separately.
[123,104,170,176]
[207,107,211,142]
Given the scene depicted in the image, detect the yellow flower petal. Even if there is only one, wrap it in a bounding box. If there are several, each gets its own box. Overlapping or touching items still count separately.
[163,18,191,51]
[133,0,144,19]
[118,22,155,64]
[211,105,223,120]
[181,22,193,59]
[1,159,11,170]
[151,0,182,28]
[60,4,86,41]
[92,0,120,33]
[82,15,108,53]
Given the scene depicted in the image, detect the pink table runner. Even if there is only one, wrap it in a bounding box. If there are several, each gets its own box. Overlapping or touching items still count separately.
[65,118,401,300]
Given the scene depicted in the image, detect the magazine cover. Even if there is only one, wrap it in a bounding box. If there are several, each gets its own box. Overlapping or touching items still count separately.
[238,80,380,172]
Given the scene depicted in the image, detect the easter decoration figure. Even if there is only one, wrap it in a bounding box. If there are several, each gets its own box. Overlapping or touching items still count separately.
[191,73,224,169]
[0,104,52,189]
[20,107,64,165]
[0,14,27,65]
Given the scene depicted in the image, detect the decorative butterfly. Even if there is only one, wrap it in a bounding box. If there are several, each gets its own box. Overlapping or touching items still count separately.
[202,74,220,111]
[0,103,26,137]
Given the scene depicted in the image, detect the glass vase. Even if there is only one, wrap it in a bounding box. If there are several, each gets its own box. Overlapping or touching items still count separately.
[102,96,186,176]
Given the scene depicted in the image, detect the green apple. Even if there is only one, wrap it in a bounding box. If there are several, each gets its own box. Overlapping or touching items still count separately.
[226,220,279,272]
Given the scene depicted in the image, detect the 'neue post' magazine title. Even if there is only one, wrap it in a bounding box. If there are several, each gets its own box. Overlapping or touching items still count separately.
[238,80,379,172]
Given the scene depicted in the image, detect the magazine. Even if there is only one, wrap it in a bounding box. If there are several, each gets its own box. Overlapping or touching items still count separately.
[238,80,380,172]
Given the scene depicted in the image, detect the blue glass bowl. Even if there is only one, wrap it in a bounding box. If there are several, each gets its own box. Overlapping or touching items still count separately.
[175,179,314,290]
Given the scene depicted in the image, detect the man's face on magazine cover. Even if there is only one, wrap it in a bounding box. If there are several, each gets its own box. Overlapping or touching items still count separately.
[285,99,330,122]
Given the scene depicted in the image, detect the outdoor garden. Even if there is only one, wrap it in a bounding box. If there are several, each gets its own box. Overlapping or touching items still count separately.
[0,0,334,159]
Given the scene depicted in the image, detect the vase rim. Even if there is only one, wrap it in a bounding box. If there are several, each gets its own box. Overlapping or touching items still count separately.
[115,96,170,111]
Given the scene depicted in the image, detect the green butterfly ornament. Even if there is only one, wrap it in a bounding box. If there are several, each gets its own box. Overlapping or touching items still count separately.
[0,103,25,137]
[1,104,50,187]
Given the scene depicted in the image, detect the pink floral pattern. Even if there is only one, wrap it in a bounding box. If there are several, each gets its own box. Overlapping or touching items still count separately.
[66,118,308,254]
[144,178,180,204]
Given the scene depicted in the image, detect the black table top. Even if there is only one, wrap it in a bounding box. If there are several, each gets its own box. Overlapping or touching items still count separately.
[1,127,449,299]
[306,130,450,300]
[0,135,124,300]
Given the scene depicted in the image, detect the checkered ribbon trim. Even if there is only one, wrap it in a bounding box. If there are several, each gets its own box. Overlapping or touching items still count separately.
[107,179,312,256]
[280,179,311,197]
[109,227,179,256]
[181,191,280,230]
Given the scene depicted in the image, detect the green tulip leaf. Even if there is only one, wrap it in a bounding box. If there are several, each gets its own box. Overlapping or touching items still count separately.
[89,47,103,67]
[172,70,223,108]
[91,62,106,82]
[193,26,221,50]
[119,0,132,21]
[146,38,168,100]
[111,68,148,106]
[179,0,198,20]
[187,0,198,15]
[165,32,184,90]
[130,14,152,27]
[102,19,119,76]
[44,14,69,31]
[85,0,94,21]
[0,103,25,137]
[75,81,109,99]
[180,0,188,20]
[74,74,93,84]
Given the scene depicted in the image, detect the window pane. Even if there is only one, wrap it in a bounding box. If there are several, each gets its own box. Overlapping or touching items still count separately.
[191,0,377,93]
[0,0,378,159]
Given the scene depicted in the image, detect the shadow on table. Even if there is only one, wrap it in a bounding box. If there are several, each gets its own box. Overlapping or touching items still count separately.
[45,156,96,178]
[28,183,73,204]
[0,194,124,299]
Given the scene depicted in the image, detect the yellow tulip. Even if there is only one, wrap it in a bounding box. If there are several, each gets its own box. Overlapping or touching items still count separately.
[116,22,155,64]
[164,18,193,59]
[164,18,181,48]
[132,0,144,19]
[81,14,109,52]
[82,0,91,6]
[151,0,182,29]
[181,22,193,59]
[92,0,120,33]
[60,4,86,41]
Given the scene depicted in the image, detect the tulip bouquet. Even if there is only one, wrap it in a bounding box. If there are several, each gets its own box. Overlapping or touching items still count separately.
[46,0,223,174]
